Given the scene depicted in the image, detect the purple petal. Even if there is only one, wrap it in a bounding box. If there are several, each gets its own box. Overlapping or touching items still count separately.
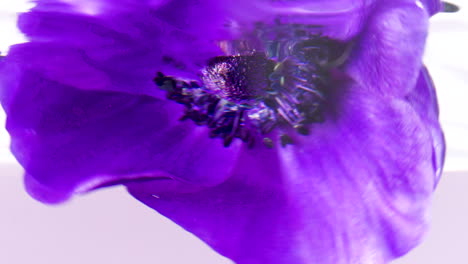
[405,67,445,183]
[16,0,225,84]
[127,68,441,264]
[11,0,426,100]
[0,65,241,203]
[420,0,443,15]
[12,0,383,97]
[345,1,429,97]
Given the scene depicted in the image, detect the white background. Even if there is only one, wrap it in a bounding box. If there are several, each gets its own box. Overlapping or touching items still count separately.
[0,1,467,263]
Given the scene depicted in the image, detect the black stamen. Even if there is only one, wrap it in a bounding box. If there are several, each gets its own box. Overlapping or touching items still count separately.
[280,134,294,147]
[263,137,274,148]
[295,125,310,136]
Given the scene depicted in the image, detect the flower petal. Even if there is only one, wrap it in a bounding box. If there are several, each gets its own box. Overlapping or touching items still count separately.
[12,0,383,98]
[421,0,443,15]
[16,0,225,85]
[11,0,439,97]
[345,1,429,97]
[0,63,241,203]
[405,67,445,182]
[127,69,442,264]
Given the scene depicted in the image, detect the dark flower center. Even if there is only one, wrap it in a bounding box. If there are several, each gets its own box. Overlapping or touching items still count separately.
[201,54,274,102]
[154,27,349,148]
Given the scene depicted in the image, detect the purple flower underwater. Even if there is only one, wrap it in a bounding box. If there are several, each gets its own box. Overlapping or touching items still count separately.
[0,0,446,263]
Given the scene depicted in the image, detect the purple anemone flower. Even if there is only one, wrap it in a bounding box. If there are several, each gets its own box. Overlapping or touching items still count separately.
[0,0,446,263]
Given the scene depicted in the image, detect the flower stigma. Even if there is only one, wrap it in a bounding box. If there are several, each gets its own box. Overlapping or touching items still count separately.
[154,25,350,148]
